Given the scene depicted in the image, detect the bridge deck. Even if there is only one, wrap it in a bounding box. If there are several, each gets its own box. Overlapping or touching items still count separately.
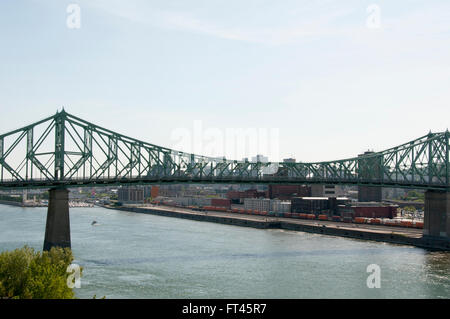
[0,111,448,191]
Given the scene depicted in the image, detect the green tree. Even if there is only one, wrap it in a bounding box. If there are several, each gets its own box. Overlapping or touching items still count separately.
[403,205,417,213]
[0,194,22,202]
[0,246,80,299]
[403,190,425,202]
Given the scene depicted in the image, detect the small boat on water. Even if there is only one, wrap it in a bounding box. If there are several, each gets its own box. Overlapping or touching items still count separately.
[91,220,98,226]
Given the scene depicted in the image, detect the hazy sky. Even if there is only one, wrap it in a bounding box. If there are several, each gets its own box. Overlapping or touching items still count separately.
[1,0,449,162]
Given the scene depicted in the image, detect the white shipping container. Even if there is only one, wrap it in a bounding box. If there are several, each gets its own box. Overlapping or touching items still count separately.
[243,198,271,211]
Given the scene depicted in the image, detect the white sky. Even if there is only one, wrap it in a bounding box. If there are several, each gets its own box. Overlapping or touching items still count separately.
[0,0,449,162]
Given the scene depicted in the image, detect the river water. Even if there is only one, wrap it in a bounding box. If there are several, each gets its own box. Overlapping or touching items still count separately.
[0,204,449,299]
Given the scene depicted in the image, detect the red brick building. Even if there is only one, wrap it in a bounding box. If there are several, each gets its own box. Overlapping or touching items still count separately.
[268,185,311,200]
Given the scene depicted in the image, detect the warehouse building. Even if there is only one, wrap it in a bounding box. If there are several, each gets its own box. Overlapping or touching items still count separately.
[118,187,144,204]
[243,198,291,213]
[268,184,311,200]
[291,197,351,215]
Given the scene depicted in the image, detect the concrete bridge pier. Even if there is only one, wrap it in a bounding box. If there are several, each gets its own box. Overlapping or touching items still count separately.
[43,188,71,251]
[423,190,450,240]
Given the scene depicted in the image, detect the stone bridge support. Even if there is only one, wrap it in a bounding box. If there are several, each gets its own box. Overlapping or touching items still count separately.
[43,188,71,251]
[423,190,450,240]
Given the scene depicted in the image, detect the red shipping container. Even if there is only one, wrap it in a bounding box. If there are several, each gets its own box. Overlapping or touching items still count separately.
[150,186,159,198]
[211,198,231,208]
[353,206,394,219]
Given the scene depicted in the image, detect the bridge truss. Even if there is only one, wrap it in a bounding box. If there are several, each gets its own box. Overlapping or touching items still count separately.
[0,110,448,190]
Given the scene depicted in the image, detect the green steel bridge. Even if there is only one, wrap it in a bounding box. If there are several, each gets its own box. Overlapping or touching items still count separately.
[1,110,449,250]
[0,110,449,191]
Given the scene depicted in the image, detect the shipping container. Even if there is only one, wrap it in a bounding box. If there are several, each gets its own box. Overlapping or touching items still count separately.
[400,220,413,227]
[383,219,398,227]
[150,186,159,198]
[332,216,342,222]
[291,197,330,214]
[268,184,311,200]
[343,217,353,223]
[353,206,396,219]
[211,198,231,208]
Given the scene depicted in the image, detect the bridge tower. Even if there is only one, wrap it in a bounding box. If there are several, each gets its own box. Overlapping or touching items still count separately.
[43,110,71,251]
[423,191,450,240]
[43,188,71,251]
[357,151,382,202]
[423,129,450,242]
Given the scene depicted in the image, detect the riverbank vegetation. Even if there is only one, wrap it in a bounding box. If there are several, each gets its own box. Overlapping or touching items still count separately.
[0,194,22,203]
[0,246,80,299]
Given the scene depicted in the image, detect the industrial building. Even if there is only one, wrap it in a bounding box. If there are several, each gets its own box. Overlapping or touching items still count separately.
[243,198,291,213]
[155,196,213,207]
[358,186,382,202]
[244,198,271,212]
[268,184,311,200]
[226,189,267,203]
[311,184,337,197]
[291,197,351,215]
[270,199,291,213]
[118,187,144,203]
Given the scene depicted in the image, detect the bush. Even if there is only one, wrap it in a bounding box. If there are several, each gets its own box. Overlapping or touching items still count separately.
[0,246,80,299]
[0,195,22,202]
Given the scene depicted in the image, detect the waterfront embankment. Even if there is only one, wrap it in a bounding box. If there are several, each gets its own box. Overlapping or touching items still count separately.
[103,204,450,251]
[0,200,23,207]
